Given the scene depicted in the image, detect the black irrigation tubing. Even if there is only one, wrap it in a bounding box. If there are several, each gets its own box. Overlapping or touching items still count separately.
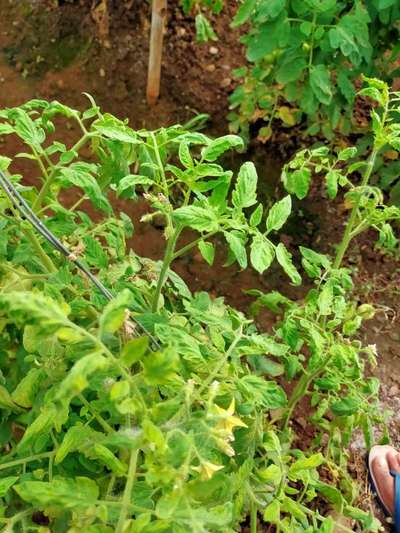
[0,169,160,349]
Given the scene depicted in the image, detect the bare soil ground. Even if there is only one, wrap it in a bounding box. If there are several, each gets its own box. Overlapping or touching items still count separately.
[0,1,399,530]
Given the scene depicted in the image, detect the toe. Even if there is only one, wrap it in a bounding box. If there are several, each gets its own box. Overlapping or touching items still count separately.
[372,455,395,515]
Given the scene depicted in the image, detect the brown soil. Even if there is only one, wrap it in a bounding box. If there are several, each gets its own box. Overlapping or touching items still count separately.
[1,1,400,531]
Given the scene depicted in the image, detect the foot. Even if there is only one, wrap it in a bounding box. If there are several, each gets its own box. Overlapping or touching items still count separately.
[370,445,400,515]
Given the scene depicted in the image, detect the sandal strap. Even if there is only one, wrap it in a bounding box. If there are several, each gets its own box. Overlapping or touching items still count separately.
[390,471,400,532]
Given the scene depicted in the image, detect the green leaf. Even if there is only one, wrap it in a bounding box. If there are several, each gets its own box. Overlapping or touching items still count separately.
[195,13,217,42]
[310,65,332,105]
[331,396,361,416]
[198,240,215,265]
[282,167,311,199]
[18,403,58,451]
[143,348,178,385]
[55,353,108,402]
[92,116,139,143]
[250,203,263,227]
[275,243,301,285]
[238,376,287,408]
[0,156,11,171]
[247,17,290,61]
[266,195,291,233]
[0,476,18,497]
[276,55,307,84]
[260,0,286,18]
[91,444,127,475]
[13,108,45,150]
[224,232,247,269]
[232,162,258,208]
[11,368,45,408]
[337,147,357,161]
[121,336,149,367]
[99,289,133,335]
[0,385,23,412]
[172,205,219,232]
[232,0,257,27]
[202,135,243,162]
[55,425,96,463]
[289,453,324,478]
[61,163,111,213]
[263,499,280,523]
[281,496,307,521]
[83,235,109,269]
[338,68,355,104]
[0,123,14,135]
[117,175,153,196]
[14,477,99,510]
[325,170,339,199]
[178,141,194,168]
[299,247,331,270]
[250,233,275,274]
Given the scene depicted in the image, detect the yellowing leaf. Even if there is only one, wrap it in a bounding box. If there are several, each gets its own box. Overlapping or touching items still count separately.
[278,106,296,126]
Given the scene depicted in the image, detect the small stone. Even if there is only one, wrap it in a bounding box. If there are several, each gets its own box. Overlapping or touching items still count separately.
[99,68,105,77]
[209,46,219,55]
[220,77,231,88]
[177,27,186,37]
[389,385,399,397]
[221,64,231,70]
[205,64,216,72]
[56,79,65,89]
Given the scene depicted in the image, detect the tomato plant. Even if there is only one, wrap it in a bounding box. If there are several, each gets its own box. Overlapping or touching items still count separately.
[0,79,396,531]
[229,0,400,141]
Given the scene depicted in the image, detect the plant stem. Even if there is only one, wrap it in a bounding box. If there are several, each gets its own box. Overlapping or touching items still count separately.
[32,133,91,212]
[32,168,57,213]
[116,448,138,533]
[151,226,182,312]
[333,149,378,269]
[78,394,114,434]
[250,502,258,533]
[22,226,57,273]
[283,352,334,431]
[308,13,317,68]
[0,262,49,279]
[172,231,217,260]
[196,325,244,397]
[0,451,55,471]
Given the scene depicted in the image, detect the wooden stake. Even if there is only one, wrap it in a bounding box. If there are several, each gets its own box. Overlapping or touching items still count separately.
[147,0,167,106]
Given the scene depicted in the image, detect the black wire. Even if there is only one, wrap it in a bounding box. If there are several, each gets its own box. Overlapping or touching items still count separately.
[0,169,160,348]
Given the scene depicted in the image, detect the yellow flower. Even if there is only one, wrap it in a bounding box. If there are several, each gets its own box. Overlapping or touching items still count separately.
[192,461,224,480]
[213,399,248,434]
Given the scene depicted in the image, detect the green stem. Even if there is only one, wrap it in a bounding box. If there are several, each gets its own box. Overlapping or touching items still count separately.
[22,226,57,273]
[32,132,91,212]
[0,451,55,471]
[196,325,244,397]
[32,168,57,212]
[0,262,49,279]
[150,131,169,198]
[68,195,88,213]
[308,13,317,68]
[333,149,378,269]
[250,502,258,533]
[116,449,138,533]
[172,231,217,260]
[151,226,182,312]
[283,352,334,431]
[78,394,114,434]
